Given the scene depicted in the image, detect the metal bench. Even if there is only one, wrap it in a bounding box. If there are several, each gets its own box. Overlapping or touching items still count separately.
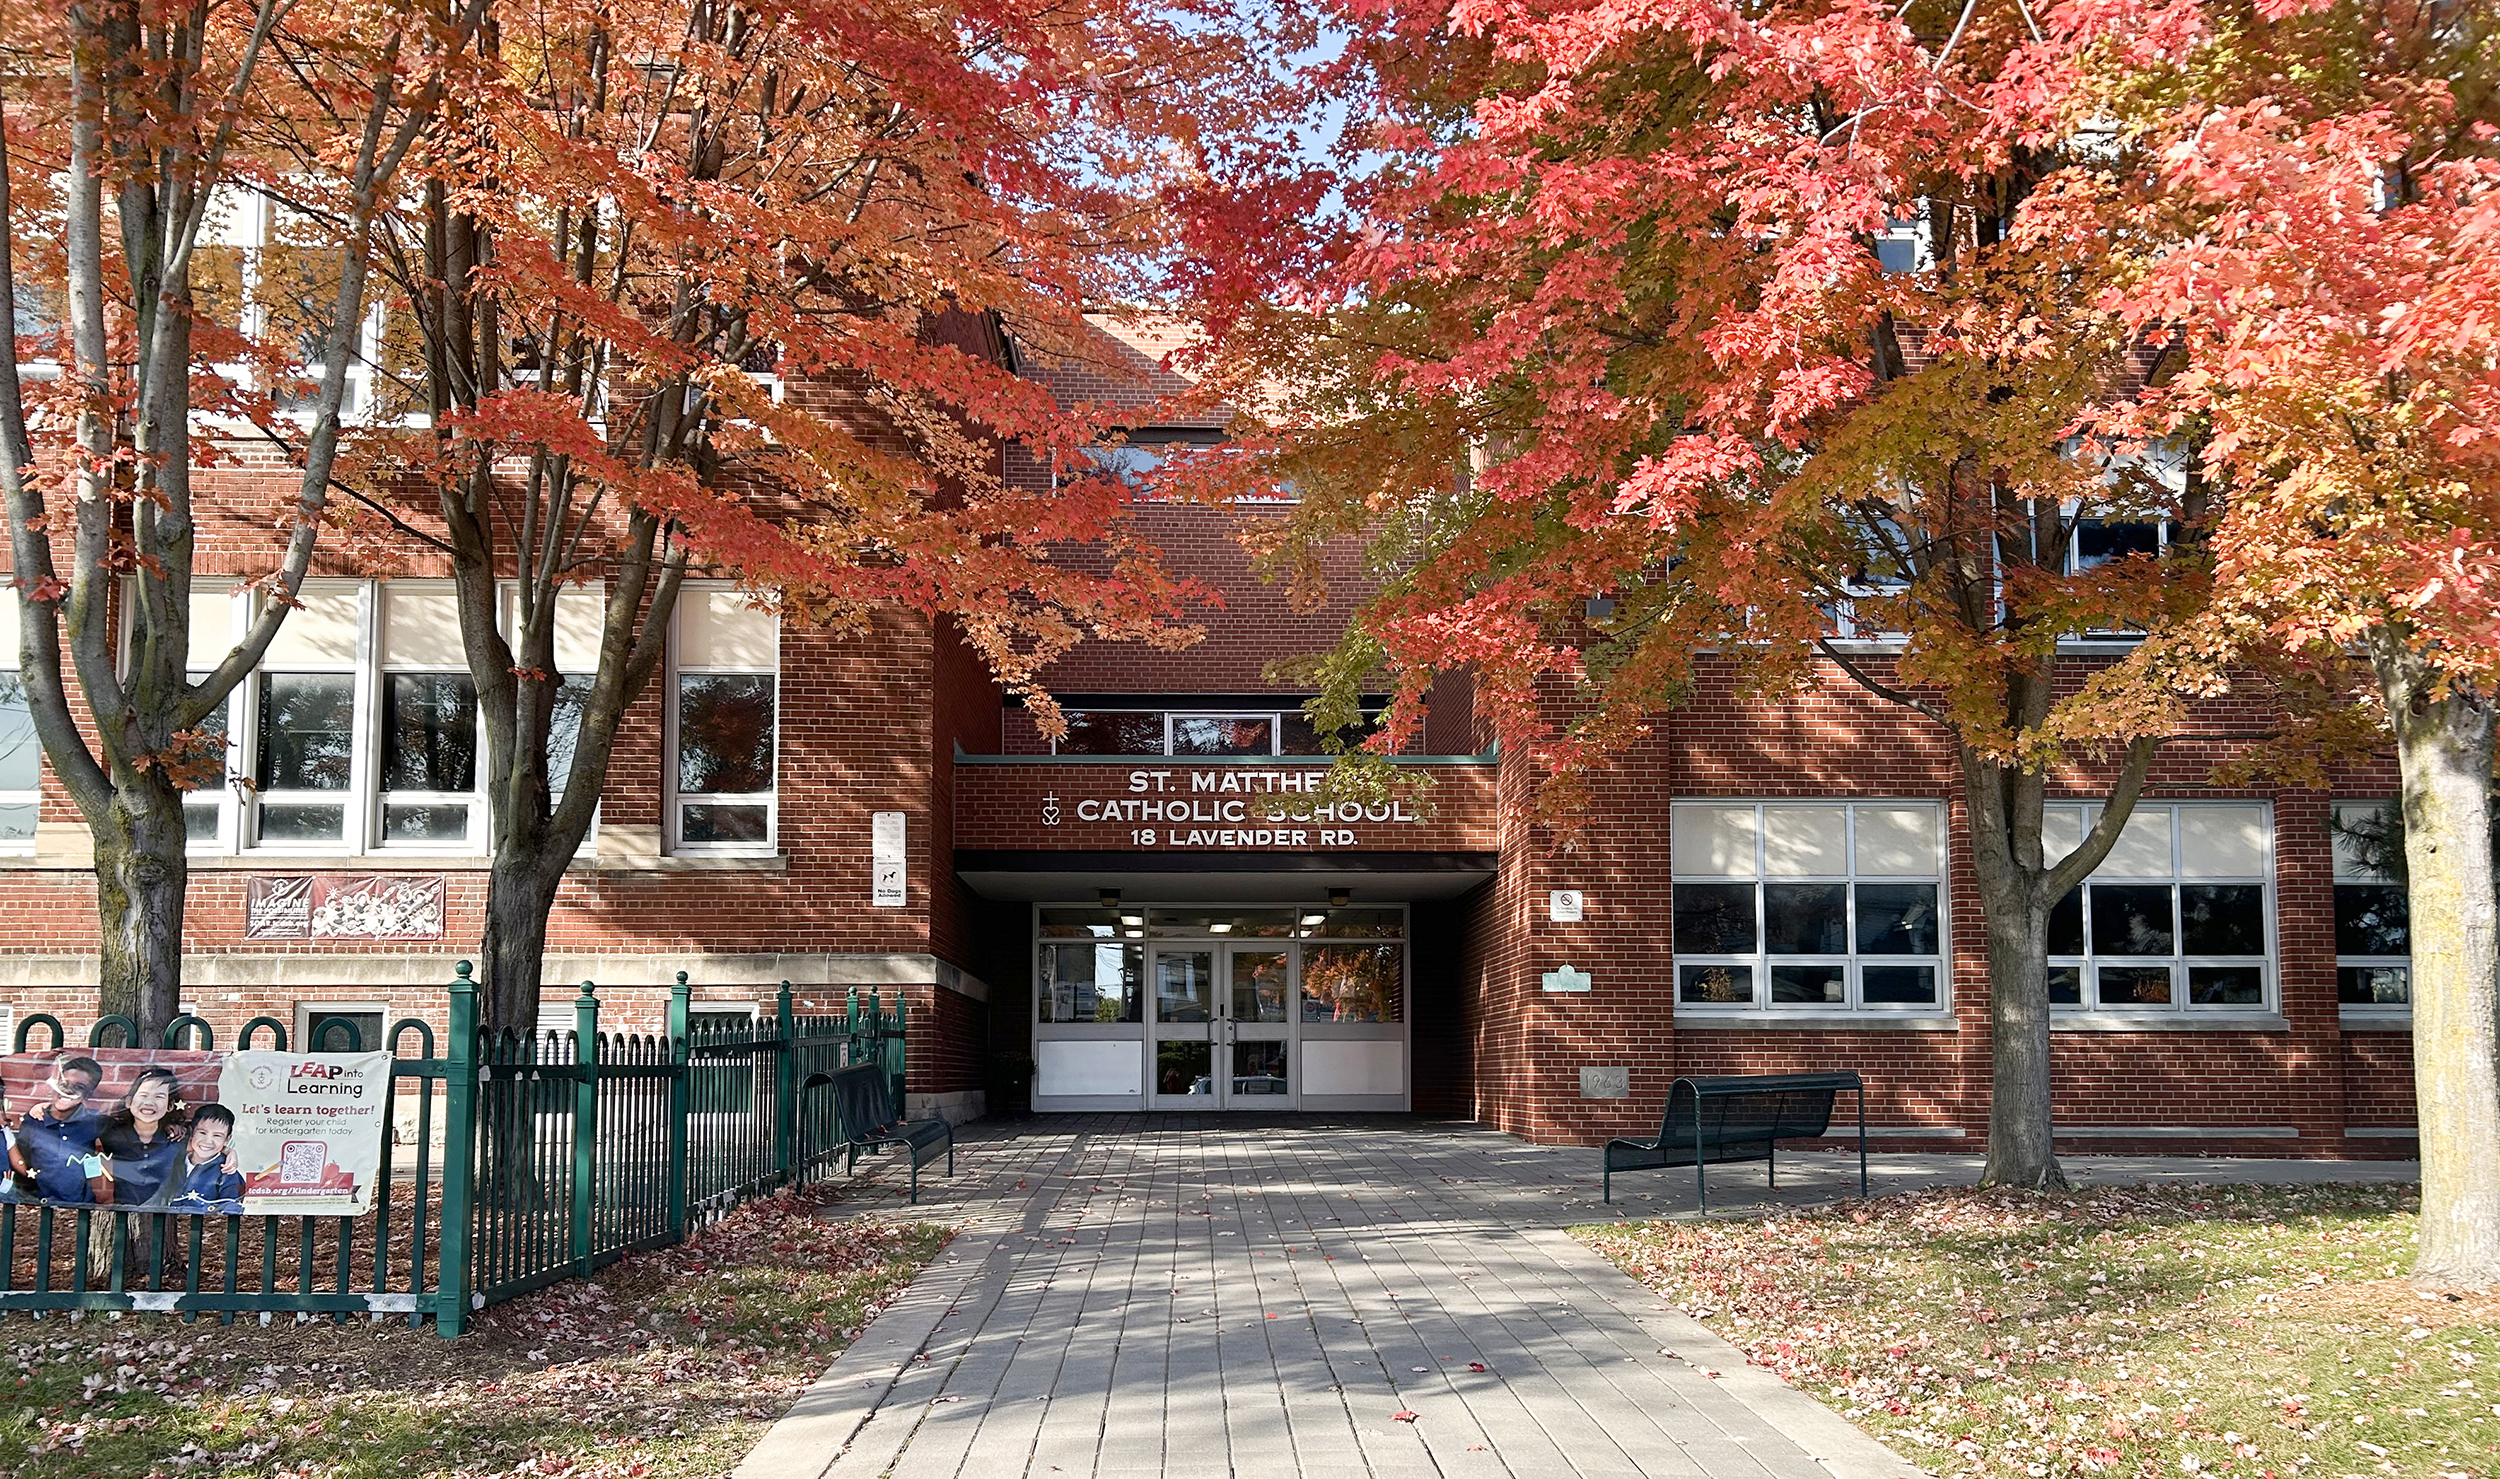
[829,1063,953,1204]
[1603,1071,1867,1210]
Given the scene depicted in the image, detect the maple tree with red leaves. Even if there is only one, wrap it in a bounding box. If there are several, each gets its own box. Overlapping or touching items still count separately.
[356,0,1317,1029]
[1,0,478,1035]
[2100,0,2500,1286]
[1198,0,2306,1189]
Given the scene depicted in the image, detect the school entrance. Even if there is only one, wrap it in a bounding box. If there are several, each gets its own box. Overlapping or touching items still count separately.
[1028,903,1411,1112]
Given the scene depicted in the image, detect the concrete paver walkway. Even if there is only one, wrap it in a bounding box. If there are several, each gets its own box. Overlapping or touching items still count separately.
[735,1117,2416,1479]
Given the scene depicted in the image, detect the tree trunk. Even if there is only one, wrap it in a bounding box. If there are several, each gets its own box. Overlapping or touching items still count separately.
[1979,887,2063,1186]
[1962,747,2071,1189]
[480,856,564,1033]
[92,774,189,1039]
[2372,636,2500,1289]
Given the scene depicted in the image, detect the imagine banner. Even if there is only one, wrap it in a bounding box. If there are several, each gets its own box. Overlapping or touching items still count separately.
[1,1046,393,1216]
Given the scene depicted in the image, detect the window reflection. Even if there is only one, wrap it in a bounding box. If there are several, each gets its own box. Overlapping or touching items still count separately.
[257,673,355,791]
[677,673,774,793]
[1301,943,1401,1023]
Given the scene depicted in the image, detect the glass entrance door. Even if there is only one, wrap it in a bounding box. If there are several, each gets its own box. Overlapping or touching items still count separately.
[1148,945,1296,1108]
[1226,948,1292,1105]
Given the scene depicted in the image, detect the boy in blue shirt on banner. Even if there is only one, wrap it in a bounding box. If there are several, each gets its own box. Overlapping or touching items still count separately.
[7,1056,109,1204]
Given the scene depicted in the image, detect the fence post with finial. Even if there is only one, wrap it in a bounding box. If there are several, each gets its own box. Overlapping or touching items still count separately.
[571,981,601,1277]
[667,971,691,1241]
[435,961,482,1337]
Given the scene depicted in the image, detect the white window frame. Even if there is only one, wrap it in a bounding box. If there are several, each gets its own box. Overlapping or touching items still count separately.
[1669,800,1951,1019]
[242,580,373,854]
[2332,799,2411,1020]
[2044,799,2276,1017]
[666,584,779,856]
[0,601,37,855]
[177,589,249,855]
[202,189,385,425]
[294,1000,392,1054]
[372,581,488,854]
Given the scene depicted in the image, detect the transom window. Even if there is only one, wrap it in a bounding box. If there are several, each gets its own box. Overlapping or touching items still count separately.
[2043,801,2274,1013]
[2332,799,2410,1012]
[1052,705,1384,757]
[1035,905,1407,1025]
[1671,801,1947,1014]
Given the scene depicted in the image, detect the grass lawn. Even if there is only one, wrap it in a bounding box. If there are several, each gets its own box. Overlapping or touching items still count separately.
[1582,1182,2500,1479]
[0,1185,947,1479]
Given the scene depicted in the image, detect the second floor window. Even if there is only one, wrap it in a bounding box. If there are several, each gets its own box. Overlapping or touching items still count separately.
[1053,705,1385,757]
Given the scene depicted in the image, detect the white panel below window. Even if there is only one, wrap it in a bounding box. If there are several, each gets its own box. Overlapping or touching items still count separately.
[1303,1040,1403,1097]
[1037,1040,1142,1097]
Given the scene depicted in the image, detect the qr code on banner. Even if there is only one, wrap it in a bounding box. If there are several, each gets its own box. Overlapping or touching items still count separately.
[279,1140,328,1185]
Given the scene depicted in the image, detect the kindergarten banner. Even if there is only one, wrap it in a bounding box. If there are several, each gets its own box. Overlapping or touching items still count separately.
[1,1046,393,1216]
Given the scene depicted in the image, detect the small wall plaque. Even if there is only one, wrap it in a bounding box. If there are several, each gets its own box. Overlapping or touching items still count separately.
[1548,889,1585,923]
[872,810,907,906]
[1580,1066,1629,1099]
[1540,963,1592,993]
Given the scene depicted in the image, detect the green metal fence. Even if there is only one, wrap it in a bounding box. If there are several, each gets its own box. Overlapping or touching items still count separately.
[0,964,907,1335]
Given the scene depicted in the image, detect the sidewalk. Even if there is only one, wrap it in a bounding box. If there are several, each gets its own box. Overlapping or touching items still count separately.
[734,1117,2415,1479]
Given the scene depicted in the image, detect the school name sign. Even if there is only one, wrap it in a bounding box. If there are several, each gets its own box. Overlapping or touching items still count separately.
[1043,768,1425,849]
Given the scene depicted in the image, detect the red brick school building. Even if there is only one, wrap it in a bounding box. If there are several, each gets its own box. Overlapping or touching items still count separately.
[0,321,2417,1155]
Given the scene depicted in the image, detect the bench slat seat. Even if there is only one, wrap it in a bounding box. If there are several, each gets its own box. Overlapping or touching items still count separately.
[1603,1071,1866,1210]
[829,1063,954,1203]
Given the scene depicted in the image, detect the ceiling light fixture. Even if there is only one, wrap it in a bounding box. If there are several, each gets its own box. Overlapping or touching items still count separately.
[1098,888,1121,909]
[1209,922,1234,933]
[1328,888,1351,909]
[1299,912,1327,927]
[1121,913,1145,926]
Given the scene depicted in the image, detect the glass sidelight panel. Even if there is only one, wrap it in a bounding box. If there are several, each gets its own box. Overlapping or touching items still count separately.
[1231,950,1290,1023]
[1156,951,1215,1022]
[1301,944,1403,1023]
[1231,1039,1289,1097]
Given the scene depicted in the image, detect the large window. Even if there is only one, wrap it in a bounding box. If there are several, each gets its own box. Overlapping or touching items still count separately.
[2042,801,2273,1013]
[0,600,37,852]
[175,578,601,857]
[1053,704,1385,756]
[1671,801,1947,1014]
[670,588,778,851]
[2333,800,2411,1012]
